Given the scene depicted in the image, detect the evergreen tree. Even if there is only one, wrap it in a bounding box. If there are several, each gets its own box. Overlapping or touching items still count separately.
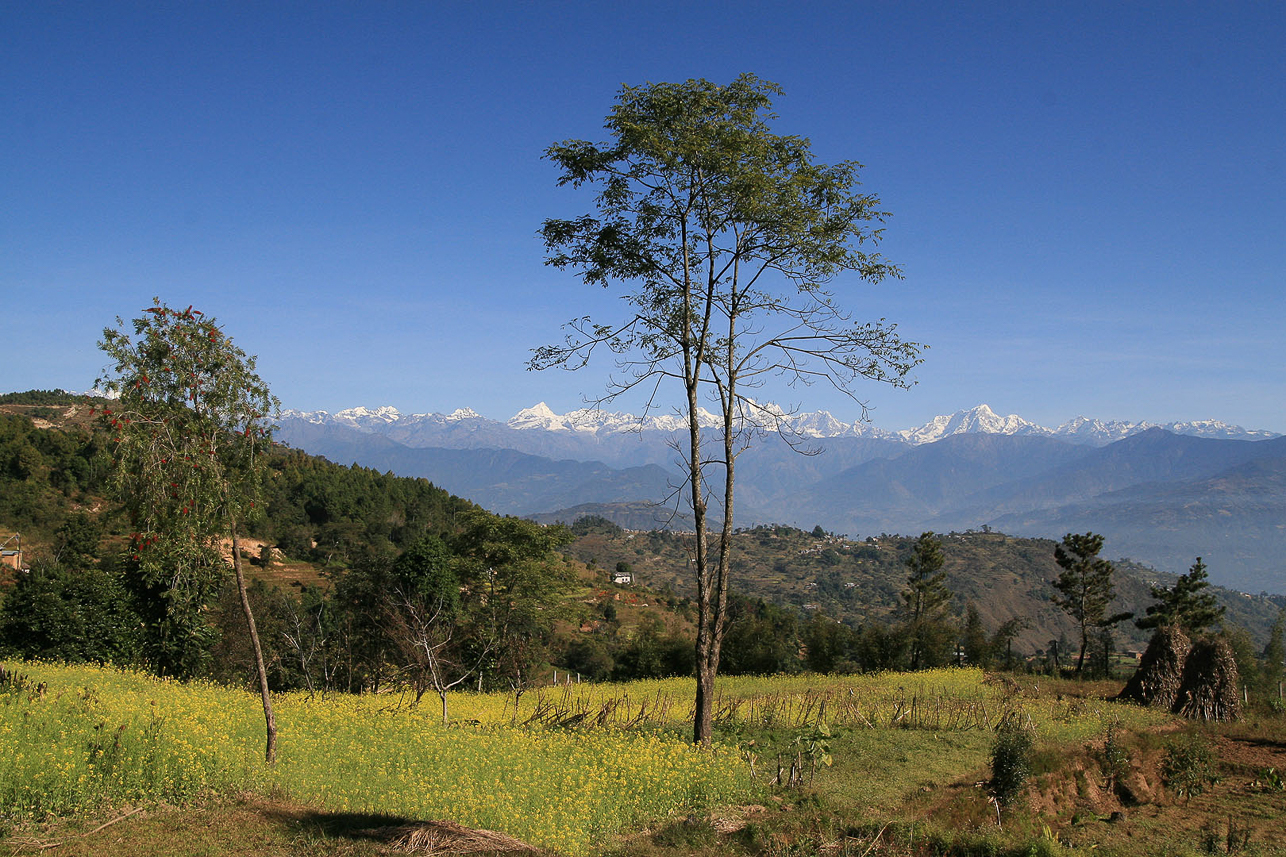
[901,532,952,670]
[1051,532,1131,675]
[1135,557,1225,635]
[960,601,990,667]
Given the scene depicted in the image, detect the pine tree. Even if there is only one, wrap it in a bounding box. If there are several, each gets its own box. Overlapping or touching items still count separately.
[1051,532,1131,676]
[1135,557,1225,635]
[902,532,952,670]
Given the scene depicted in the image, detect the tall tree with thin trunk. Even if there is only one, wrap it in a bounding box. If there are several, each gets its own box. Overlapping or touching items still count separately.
[98,299,280,763]
[532,75,922,745]
[1051,532,1131,676]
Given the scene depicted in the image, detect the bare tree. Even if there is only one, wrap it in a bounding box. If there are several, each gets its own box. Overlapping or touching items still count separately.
[387,592,492,724]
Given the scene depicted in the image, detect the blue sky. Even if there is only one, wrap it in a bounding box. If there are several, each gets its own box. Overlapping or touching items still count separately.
[3,2,1283,433]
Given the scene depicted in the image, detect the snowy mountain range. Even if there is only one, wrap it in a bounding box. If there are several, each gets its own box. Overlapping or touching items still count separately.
[282,402,1278,447]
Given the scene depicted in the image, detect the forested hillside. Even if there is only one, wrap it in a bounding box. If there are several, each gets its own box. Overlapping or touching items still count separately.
[564,520,1284,655]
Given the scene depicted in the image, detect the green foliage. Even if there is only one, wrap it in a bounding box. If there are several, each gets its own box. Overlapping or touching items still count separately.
[1261,608,1285,698]
[1223,624,1263,696]
[536,73,921,746]
[611,617,695,680]
[1161,732,1219,799]
[1136,556,1225,634]
[53,510,102,566]
[988,720,1035,807]
[392,534,458,612]
[802,611,859,673]
[1251,766,1284,793]
[720,595,803,675]
[96,300,279,676]
[0,559,142,664]
[961,602,991,667]
[0,412,110,533]
[0,389,84,406]
[567,515,622,537]
[989,616,1030,672]
[97,300,278,541]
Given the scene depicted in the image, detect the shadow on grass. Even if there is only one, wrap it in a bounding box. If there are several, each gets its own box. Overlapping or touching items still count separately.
[257,804,420,842]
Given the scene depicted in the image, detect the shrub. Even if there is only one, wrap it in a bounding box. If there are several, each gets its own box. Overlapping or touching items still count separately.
[988,721,1034,807]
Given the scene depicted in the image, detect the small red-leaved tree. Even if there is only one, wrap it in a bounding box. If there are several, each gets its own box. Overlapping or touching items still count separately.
[98,299,280,763]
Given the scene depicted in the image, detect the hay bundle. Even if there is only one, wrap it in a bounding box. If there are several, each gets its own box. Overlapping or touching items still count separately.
[1119,625,1190,708]
[1173,636,1241,722]
[365,820,539,855]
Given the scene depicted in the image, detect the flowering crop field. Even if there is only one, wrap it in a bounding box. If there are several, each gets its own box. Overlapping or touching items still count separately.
[0,663,1167,853]
[0,663,749,854]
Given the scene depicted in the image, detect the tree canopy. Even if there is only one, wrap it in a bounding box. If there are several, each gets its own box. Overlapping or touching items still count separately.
[1136,557,1225,635]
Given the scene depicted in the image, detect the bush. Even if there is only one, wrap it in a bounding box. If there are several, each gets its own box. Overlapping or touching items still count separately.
[988,721,1034,806]
[1161,733,1219,799]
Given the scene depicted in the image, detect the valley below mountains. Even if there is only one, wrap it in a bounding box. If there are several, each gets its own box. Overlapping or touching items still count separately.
[278,403,1286,595]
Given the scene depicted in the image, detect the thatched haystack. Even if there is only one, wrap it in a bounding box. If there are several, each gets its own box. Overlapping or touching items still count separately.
[1118,625,1191,708]
[361,820,539,855]
[1173,636,1241,722]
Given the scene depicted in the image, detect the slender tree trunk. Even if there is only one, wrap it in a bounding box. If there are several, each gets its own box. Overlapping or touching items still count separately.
[1075,624,1089,675]
[690,370,713,746]
[231,519,278,764]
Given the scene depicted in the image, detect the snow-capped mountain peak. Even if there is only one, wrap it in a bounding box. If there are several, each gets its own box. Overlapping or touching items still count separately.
[508,402,580,431]
[898,404,1044,444]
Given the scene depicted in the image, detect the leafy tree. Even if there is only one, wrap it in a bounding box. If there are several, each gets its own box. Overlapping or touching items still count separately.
[533,75,921,744]
[901,532,952,670]
[1051,532,1131,675]
[853,621,908,673]
[385,534,477,721]
[53,511,102,567]
[611,618,694,680]
[803,612,858,673]
[989,616,1028,672]
[451,509,575,694]
[720,595,802,675]
[1135,557,1225,635]
[97,299,281,763]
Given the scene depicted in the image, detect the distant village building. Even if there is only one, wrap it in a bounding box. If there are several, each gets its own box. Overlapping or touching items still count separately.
[611,568,634,585]
[1,534,22,572]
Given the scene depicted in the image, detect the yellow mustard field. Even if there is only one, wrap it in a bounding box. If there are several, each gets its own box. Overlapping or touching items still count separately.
[0,663,749,854]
